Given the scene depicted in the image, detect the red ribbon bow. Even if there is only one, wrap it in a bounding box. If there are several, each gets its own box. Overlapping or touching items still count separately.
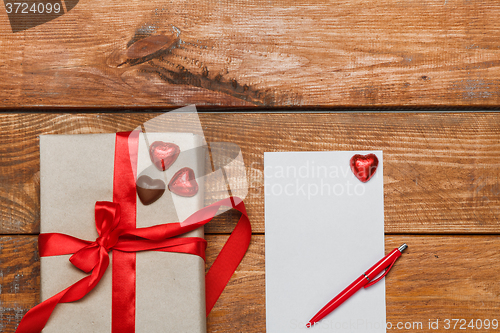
[70,202,121,274]
[16,197,250,333]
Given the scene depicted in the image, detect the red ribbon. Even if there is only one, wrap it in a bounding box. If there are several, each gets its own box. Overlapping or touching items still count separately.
[112,130,139,333]
[15,131,251,333]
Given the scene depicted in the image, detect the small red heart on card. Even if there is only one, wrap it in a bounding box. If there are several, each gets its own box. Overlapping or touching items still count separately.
[350,154,379,183]
[136,175,166,205]
[149,141,180,171]
[168,167,199,197]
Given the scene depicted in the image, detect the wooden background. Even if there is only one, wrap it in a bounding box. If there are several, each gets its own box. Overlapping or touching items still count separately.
[0,112,499,332]
[1,0,500,108]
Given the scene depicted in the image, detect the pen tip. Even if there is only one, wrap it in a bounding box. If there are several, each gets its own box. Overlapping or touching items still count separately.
[306,321,315,328]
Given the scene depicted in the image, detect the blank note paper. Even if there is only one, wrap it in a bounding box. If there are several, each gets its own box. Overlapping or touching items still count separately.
[265,151,385,333]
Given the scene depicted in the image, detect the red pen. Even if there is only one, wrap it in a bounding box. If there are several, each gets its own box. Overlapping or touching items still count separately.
[307,243,408,328]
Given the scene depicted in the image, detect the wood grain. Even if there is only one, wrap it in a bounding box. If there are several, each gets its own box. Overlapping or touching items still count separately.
[0,237,39,333]
[385,236,500,330]
[1,113,500,234]
[1,0,500,107]
[2,235,500,332]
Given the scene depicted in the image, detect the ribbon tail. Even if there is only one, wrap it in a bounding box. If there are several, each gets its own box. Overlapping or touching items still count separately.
[205,199,252,316]
[15,286,67,333]
[16,255,109,333]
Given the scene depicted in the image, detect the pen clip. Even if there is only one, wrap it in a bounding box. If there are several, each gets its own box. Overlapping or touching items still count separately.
[364,256,398,288]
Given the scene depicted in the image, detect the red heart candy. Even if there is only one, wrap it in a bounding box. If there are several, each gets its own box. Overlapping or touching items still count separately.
[350,154,379,183]
[149,141,180,171]
[168,167,199,197]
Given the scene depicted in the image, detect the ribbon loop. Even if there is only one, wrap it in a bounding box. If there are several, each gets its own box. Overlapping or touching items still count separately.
[69,202,123,273]
[69,243,101,273]
[94,201,122,250]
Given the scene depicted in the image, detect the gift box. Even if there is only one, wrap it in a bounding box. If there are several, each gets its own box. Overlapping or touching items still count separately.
[39,131,207,332]
[15,109,251,333]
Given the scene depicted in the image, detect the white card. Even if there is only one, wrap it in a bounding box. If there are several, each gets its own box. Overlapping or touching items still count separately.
[265,151,385,333]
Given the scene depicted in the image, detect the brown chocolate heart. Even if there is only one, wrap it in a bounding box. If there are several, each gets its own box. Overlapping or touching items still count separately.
[168,167,199,197]
[136,175,166,205]
[149,141,180,171]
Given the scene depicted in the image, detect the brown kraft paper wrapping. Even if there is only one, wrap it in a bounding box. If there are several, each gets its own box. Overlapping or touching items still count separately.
[39,132,206,333]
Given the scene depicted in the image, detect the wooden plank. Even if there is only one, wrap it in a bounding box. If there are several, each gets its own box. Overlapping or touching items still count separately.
[1,0,500,107]
[207,112,500,234]
[0,237,39,333]
[1,113,500,234]
[385,236,500,332]
[2,235,500,332]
